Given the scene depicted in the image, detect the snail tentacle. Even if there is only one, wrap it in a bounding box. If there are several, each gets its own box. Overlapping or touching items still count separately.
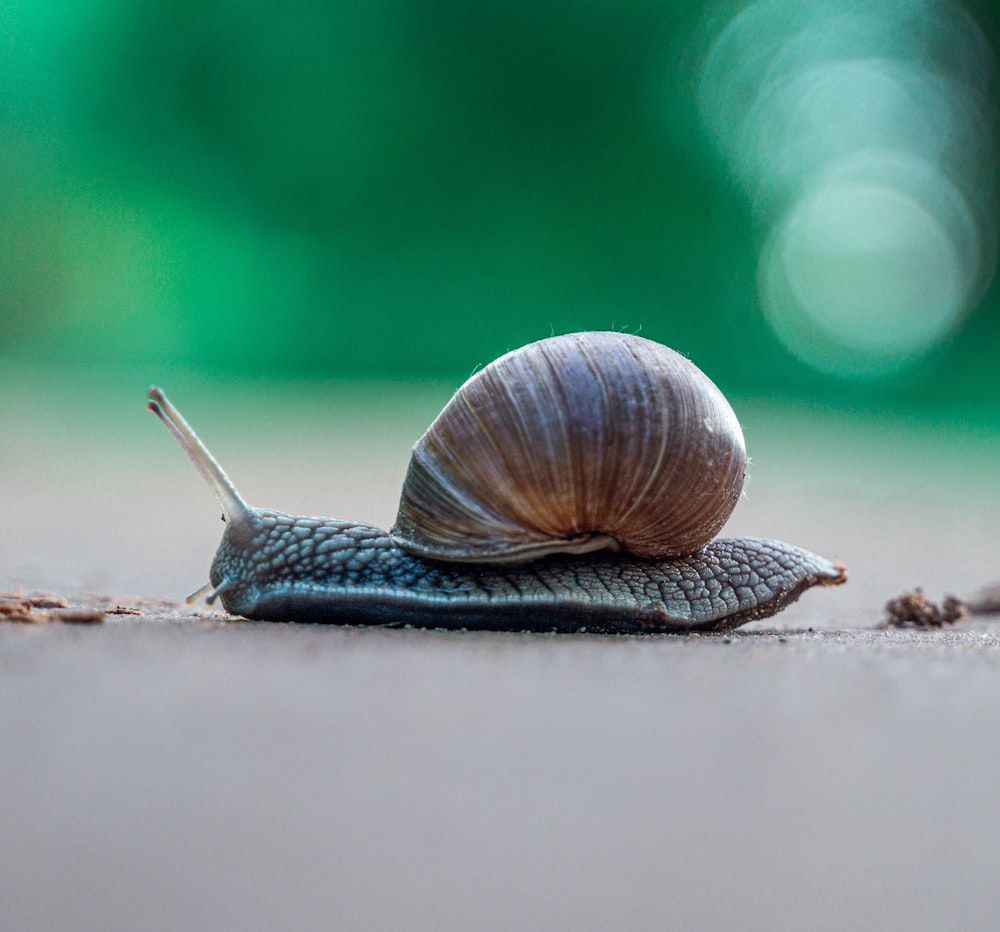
[147,386,250,524]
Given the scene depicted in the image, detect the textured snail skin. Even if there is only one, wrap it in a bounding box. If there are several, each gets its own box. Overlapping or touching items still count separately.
[208,510,846,633]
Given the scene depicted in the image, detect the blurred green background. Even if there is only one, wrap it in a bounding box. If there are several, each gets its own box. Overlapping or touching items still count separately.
[1,0,999,405]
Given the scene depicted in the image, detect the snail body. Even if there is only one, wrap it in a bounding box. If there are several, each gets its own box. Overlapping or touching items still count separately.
[148,332,845,633]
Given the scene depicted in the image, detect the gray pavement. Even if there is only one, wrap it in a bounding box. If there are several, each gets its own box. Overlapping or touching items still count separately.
[3,613,1000,931]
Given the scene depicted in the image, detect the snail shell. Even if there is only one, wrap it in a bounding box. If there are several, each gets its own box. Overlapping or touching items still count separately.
[390,331,747,563]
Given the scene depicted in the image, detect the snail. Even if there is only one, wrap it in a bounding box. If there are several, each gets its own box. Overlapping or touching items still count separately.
[148,331,845,633]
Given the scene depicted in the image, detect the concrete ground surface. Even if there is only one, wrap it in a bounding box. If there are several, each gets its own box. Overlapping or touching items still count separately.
[3,364,1000,930]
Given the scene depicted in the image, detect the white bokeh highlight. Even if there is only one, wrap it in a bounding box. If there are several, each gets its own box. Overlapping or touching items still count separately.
[696,0,997,378]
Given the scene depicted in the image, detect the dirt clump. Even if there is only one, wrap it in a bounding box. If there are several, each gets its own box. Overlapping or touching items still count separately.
[884,588,968,629]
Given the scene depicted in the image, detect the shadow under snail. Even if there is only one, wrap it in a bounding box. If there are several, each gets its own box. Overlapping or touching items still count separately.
[148,331,846,633]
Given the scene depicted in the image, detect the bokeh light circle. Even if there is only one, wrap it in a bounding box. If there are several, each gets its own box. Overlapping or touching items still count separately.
[759,177,965,378]
[695,0,997,380]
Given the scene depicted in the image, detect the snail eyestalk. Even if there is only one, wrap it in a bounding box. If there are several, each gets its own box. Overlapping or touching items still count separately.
[185,581,215,605]
[186,580,234,606]
[146,386,250,524]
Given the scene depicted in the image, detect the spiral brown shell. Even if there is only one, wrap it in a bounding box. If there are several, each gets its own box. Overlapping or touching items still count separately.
[389,331,747,564]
